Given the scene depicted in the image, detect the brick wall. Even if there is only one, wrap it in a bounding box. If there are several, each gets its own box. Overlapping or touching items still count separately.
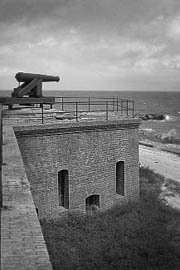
[14,119,141,220]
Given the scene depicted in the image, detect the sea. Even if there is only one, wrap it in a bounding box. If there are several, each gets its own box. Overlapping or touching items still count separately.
[1,90,180,139]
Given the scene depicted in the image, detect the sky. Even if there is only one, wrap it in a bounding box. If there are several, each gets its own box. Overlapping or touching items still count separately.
[1,0,180,91]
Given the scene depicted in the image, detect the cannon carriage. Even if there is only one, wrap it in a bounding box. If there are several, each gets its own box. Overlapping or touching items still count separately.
[0,72,59,109]
[12,72,60,98]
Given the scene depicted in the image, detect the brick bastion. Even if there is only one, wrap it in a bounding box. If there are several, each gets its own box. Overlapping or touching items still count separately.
[14,119,141,220]
[1,116,141,269]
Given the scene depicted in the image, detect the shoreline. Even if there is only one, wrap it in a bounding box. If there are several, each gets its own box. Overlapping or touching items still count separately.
[139,139,180,157]
[139,126,180,156]
[139,136,180,210]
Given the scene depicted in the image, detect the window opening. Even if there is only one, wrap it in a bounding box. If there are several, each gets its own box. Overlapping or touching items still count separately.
[86,194,100,211]
[116,161,125,195]
[58,170,69,209]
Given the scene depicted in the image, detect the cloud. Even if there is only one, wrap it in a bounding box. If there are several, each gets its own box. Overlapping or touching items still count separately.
[1,0,179,29]
[168,15,180,39]
[28,37,58,49]
[0,0,69,23]
[1,0,180,90]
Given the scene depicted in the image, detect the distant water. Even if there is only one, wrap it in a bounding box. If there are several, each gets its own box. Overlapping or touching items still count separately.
[1,90,180,138]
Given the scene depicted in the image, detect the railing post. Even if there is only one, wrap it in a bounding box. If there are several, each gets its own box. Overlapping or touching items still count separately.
[113,98,115,111]
[132,101,134,117]
[41,104,44,124]
[121,100,123,114]
[75,102,78,122]
[0,104,2,207]
[62,97,64,111]
[126,100,129,117]
[106,101,108,121]
[116,98,118,112]
[88,97,91,112]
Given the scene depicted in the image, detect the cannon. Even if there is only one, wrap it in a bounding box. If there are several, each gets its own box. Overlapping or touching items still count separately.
[15,72,60,83]
[12,72,60,98]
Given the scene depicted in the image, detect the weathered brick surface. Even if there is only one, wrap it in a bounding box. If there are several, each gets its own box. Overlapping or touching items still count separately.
[1,125,53,270]
[15,119,141,220]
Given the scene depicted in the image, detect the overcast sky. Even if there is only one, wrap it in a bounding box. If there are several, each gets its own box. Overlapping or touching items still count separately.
[1,0,180,91]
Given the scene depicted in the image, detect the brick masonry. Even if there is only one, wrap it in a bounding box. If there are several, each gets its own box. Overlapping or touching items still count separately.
[1,124,53,270]
[14,119,141,220]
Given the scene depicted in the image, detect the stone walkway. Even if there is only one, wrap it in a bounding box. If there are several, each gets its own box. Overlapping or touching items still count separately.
[1,124,52,270]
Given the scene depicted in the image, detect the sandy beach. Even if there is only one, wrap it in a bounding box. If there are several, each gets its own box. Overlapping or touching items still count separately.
[139,145,180,183]
[139,143,180,209]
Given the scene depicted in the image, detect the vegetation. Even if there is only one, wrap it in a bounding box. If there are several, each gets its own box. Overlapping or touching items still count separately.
[41,168,180,270]
[164,178,180,196]
[139,129,180,146]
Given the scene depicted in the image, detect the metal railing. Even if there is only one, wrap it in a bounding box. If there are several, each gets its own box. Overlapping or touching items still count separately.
[53,97,134,122]
[2,97,135,125]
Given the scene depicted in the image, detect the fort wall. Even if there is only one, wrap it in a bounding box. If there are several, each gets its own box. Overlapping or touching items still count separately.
[15,119,141,220]
[1,124,53,270]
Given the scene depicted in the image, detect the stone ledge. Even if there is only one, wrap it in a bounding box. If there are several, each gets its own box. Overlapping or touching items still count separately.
[14,118,141,137]
[1,125,53,270]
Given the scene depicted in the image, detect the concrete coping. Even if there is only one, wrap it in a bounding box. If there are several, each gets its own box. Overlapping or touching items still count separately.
[14,118,141,137]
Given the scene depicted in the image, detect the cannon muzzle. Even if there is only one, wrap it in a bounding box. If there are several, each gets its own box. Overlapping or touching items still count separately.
[15,72,60,83]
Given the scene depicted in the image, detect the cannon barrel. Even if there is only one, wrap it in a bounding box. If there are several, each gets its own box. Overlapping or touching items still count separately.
[15,72,60,83]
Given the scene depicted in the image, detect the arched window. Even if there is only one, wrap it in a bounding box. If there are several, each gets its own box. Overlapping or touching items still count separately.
[86,195,100,211]
[58,170,69,209]
[116,161,125,196]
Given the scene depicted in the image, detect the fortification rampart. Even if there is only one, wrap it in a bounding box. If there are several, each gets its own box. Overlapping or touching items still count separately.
[1,124,53,270]
[14,119,141,220]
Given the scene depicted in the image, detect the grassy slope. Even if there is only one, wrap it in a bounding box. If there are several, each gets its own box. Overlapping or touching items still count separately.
[41,168,180,270]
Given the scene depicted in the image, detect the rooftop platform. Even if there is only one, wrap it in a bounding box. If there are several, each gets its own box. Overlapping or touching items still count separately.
[0,96,55,106]
[2,96,135,125]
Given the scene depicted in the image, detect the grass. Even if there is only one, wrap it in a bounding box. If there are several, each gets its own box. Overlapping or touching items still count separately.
[164,179,180,196]
[41,168,180,270]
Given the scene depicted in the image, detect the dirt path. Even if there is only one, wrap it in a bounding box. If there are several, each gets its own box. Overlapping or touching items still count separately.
[139,145,180,182]
[139,145,180,209]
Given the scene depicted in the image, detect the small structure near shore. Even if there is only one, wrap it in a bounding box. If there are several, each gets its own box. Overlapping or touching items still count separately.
[15,118,141,220]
